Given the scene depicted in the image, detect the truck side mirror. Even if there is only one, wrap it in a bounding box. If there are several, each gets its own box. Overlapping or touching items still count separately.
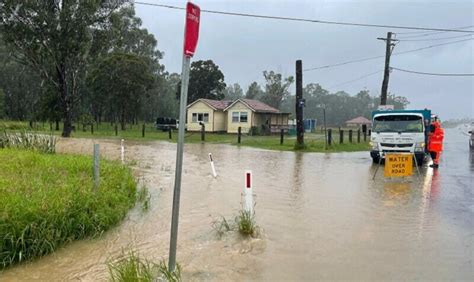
[430,124,436,133]
[469,131,472,134]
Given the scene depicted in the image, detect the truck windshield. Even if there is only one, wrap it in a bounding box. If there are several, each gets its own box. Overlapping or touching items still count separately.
[373,115,423,133]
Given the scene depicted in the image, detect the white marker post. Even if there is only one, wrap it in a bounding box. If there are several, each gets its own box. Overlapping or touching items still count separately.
[244,170,253,214]
[120,139,125,164]
[209,153,217,178]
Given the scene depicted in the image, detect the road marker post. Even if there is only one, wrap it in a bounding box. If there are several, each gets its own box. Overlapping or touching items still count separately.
[209,153,217,178]
[244,170,253,214]
[121,139,125,164]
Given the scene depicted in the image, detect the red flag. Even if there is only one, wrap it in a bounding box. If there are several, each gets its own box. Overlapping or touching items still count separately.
[184,2,200,57]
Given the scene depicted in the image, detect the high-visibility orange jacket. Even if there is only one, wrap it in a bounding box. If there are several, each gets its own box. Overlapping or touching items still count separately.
[428,121,444,152]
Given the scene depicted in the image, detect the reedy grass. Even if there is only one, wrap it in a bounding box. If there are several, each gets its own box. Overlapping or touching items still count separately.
[235,210,259,237]
[108,251,182,282]
[0,131,56,153]
[0,148,137,268]
[211,210,260,238]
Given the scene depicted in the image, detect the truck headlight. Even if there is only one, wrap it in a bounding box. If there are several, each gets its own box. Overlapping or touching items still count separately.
[370,142,379,150]
[414,142,425,152]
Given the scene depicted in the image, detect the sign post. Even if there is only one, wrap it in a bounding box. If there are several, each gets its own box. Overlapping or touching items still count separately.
[168,1,200,273]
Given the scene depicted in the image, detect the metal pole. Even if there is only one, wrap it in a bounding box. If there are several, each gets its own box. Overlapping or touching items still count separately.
[169,55,191,272]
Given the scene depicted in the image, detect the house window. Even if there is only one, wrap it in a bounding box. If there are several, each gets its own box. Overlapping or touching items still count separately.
[232,112,239,123]
[192,112,209,123]
[240,112,248,123]
[232,111,248,123]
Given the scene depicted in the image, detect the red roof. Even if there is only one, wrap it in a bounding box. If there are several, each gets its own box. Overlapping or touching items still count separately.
[225,99,281,113]
[241,99,280,113]
[188,99,232,110]
[345,116,371,124]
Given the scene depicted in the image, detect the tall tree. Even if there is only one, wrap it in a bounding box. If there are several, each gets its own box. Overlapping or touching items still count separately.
[223,83,243,101]
[0,0,128,137]
[88,53,154,130]
[261,71,294,109]
[245,81,264,99]
[177,60,226,103]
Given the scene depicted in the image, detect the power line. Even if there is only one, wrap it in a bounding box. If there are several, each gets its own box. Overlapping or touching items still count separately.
[391,67,474,76]
[134,1,474,33]
[396,25,474,36]
[328,70,383,89]
[304,37,474,71]
[398,34,473,42]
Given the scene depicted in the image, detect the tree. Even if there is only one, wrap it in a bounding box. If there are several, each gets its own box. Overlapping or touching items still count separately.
[223,83,243,100]
[0,0,128,137]
[177,60,226,104]
[245,82,264,99]
[88,53,154,130]
[261,71,294,109]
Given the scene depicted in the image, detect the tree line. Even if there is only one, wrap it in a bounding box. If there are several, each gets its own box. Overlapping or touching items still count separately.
[0,1,409,137]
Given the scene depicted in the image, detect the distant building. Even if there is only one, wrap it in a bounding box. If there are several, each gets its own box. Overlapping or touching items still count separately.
[186,98,290,133]
[345,116,372,128]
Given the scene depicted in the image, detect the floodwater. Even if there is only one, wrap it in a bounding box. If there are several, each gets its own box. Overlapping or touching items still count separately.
[1,128,473,281]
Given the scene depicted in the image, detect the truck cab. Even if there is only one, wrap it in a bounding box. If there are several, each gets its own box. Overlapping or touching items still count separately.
[370,109,431,165]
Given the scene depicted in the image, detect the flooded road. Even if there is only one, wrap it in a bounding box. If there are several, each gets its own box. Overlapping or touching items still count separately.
[1,128,473,280]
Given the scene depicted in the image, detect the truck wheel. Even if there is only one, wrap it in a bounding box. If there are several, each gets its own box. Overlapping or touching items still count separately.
[372,156,380,164]
[415,156,424,166]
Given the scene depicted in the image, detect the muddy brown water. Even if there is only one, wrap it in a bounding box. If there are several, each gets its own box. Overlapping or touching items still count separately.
[1,128,473,281]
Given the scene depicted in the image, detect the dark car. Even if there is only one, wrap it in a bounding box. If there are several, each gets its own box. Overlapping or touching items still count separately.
[155,117,177,131]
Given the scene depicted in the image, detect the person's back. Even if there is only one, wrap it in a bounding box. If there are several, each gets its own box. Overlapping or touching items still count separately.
[428,121,444,168]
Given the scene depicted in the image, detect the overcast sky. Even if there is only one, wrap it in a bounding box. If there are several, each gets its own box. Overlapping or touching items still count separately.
[135,0,473,119]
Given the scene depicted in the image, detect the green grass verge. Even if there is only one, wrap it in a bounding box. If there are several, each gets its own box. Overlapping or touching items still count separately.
[1,120,370,153]
[0,148,137,268]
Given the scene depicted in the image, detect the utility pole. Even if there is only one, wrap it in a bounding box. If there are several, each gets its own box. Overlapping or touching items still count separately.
[295,60,304,148]
[378,32,398,105]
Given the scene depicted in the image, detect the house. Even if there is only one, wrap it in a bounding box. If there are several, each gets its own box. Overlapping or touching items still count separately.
[186,98,290,134]
[224,99,290,133]
[345,116,372,128]
[186,99,232,132]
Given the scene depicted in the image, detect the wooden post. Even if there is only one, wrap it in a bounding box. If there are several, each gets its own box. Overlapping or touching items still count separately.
[280,129,284,145]
[201,123,205,141]
[295,60,304,147]
[169,127,172,139]
[364,131,367,142]
[238,127,241,144]
[349,130,353,143]
[115,124,118,136]
[327,129,332,146]
[357,129,361,143]
[339,129,344,144]
[142,123,145,138]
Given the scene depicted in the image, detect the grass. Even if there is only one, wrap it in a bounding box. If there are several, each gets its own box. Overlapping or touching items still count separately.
[0,148,137,268]
[235,210,259,237]
[1,120,369,153]
[108,251,182,282]
[212,210,260,238]
[0,131,57,153]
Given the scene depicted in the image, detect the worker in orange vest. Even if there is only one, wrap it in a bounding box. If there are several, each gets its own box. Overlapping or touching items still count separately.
[428,119,444,168]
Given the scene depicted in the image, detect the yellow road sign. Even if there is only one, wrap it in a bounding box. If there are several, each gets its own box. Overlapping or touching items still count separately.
[384,153,413,177]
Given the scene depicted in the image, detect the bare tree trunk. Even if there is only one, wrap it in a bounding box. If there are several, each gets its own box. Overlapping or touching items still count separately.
[57,64,73,137]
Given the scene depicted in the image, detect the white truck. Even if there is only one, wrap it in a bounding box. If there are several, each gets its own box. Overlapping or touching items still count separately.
[370,109,431,166]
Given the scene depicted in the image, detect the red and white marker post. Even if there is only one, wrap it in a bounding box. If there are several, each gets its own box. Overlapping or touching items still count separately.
[209,153,217,178]
[244,170,253,214]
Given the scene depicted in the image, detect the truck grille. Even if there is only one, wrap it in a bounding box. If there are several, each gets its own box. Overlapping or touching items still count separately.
[380,143,413,148]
